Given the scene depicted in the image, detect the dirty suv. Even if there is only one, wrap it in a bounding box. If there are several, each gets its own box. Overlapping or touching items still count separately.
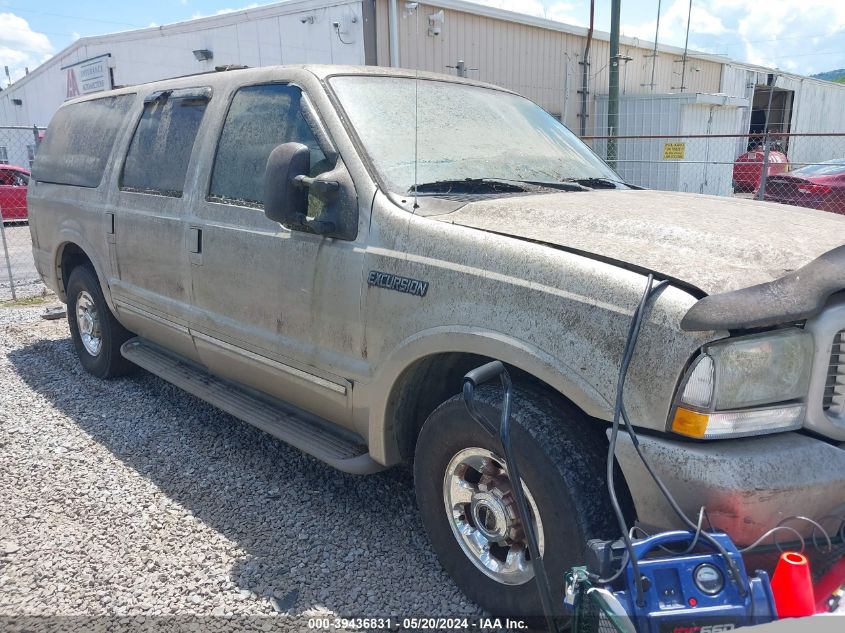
[28,65,845,619]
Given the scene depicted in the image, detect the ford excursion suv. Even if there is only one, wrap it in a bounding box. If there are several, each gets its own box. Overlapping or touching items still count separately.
[28,65,845,618]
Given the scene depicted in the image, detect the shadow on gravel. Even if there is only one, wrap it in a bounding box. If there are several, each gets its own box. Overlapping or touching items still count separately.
[8,336,481,620]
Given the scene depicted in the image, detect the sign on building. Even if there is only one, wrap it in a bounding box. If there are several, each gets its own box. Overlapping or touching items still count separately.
[662,142,686,160]
[63,54,112,100]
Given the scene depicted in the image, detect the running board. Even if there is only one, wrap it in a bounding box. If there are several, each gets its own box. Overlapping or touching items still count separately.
[121,338,382,474]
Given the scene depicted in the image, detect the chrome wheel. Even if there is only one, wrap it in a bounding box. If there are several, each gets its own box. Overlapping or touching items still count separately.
[443,447,545,586]
[75,290,102,356]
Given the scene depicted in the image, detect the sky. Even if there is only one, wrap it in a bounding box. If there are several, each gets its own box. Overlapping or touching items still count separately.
[1,0,844,83]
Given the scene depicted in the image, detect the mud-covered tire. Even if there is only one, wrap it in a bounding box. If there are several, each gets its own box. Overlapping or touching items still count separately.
[66,265,135,379]
[414,383,619,621]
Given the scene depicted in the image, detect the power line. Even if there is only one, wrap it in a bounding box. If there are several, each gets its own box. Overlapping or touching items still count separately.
[0,5,146,28]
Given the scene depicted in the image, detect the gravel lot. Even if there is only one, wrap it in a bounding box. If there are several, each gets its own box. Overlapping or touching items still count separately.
[2,299,843,632]
[0,300,484,631]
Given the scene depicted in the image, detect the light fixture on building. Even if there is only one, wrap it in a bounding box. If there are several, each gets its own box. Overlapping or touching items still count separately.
[428,10,444,36]
[12,98,22,106]
[192,49,213,62]
[299,14,315,24]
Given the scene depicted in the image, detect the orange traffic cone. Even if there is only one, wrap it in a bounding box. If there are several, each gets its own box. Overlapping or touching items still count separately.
[770,551,815,618]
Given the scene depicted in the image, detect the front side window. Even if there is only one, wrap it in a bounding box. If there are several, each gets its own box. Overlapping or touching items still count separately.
[209,83,330,208]
[122,90,209,197]
[329,76,619,195]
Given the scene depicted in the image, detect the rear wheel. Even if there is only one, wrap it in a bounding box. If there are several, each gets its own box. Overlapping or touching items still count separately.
[66,265,135,378]
[414,384,619,621]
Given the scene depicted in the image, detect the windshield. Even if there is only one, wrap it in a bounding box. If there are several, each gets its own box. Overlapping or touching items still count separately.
[329,76,619,194]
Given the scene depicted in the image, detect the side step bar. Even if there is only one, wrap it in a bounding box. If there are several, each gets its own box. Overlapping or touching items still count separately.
[121,338,382,475]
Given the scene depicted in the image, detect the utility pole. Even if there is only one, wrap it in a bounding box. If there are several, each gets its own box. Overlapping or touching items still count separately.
[607,0,621,169]
[647,0,662,91]
[679,0,692,92]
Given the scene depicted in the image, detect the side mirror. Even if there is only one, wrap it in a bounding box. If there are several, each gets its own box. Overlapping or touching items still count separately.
[263,142,359,241]
[263,142,310,225]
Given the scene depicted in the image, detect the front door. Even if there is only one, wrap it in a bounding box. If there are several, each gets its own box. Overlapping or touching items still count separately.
[186,82,367,427]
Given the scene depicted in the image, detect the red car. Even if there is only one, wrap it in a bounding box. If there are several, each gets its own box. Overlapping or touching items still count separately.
[732,147,789,192]
[763,160,845,215]
[0,165,30,222]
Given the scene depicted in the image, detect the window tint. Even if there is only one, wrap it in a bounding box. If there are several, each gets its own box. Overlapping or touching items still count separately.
[122,92,209,197]
[32,95,133,188]
[209,84,329,207]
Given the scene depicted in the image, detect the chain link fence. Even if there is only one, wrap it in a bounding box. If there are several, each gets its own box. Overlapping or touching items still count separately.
[582,131,845,214]
[0,126,44,301]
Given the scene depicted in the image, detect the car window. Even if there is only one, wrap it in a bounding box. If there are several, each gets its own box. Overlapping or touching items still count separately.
[11,172,29,186]
[122,91,209,197]
[32,94,134,188]
[209,83,331,208]
[792,161,845,177]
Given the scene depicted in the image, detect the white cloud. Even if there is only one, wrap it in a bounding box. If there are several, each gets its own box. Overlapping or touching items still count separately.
[621,0,726,46]
[616,0,845,75]
[0,13,53,83]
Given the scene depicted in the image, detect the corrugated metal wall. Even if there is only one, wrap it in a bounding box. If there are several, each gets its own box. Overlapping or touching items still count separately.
[375,0,724,131]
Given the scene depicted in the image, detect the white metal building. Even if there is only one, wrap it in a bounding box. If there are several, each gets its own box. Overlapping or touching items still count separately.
[2,0,844,142]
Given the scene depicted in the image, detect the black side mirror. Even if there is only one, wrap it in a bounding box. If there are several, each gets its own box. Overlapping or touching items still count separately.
[263,142,310,225]
[263,141,358,240]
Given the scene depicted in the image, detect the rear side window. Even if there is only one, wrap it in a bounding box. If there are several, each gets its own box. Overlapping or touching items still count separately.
[32,94,133,188]
[121,90,210,197]
[209,84,330,208]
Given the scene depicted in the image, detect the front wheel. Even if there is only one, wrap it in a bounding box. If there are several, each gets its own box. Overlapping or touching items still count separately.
[66,265,136,379]
[414,384,619,621]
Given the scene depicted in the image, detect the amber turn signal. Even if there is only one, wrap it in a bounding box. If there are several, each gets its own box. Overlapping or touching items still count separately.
[671,407,709,438]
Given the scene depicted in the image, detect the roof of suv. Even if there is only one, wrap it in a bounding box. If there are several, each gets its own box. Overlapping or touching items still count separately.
[64,64,515,106]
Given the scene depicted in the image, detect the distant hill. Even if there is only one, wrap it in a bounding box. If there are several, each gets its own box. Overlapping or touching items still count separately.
[811,68,845,82]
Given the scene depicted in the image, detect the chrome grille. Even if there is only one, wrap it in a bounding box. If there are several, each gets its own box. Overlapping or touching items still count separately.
[823,330,844,414]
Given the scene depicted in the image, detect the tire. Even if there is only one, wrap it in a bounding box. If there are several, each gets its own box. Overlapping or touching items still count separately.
[414,384,619,622]
[66,264,135,379]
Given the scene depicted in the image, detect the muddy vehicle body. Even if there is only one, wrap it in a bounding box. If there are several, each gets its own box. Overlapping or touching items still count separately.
[28,65,845,617]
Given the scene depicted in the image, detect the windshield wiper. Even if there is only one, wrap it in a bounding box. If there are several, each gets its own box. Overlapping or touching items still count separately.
[410,178,587,194]
[559,177,630,189]
[410,178,531,195]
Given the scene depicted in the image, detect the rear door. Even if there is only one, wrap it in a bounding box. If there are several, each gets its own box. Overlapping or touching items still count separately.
[110,88,210,360]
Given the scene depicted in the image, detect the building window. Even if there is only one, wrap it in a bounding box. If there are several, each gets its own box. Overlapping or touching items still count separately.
[209,84,331,207]
[122,90,210,197]
[0,147,8,165]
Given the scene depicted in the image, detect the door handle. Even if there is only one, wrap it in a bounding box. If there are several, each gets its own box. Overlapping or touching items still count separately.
[188,227,202,254]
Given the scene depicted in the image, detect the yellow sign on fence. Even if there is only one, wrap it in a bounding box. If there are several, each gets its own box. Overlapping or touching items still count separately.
[663,142,686,160]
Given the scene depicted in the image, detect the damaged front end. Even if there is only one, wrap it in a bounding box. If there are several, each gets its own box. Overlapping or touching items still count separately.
[619,246,845,545]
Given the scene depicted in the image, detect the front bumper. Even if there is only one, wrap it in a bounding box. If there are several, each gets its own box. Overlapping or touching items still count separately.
[614,431,845,546]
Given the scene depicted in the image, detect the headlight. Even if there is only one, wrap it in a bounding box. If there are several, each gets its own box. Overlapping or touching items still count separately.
[670,329,813,439]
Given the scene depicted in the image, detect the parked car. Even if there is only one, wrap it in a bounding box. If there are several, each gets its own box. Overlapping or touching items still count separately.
[732,146,788,192]
[763,159,845,215]
[0,164,30,222]
[28,66,845,619]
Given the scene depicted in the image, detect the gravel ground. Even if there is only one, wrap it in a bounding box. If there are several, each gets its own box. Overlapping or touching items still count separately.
[0,301,485,632]
[1,300,842,632]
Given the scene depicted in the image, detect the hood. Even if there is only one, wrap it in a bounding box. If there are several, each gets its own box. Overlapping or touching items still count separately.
[432,189,845,295]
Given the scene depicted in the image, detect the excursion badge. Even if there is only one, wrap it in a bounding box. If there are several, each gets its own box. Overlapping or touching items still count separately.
[367,271,429,297]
